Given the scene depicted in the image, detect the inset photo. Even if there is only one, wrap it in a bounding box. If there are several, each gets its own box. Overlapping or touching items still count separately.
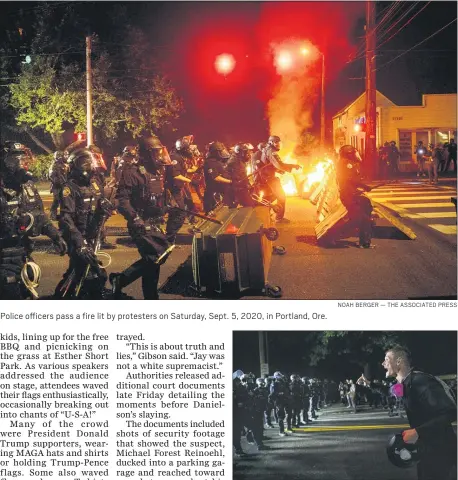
[233,331,457,480]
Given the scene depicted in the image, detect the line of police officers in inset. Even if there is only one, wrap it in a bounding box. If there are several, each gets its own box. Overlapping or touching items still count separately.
[1,134,369,299]
[233,370,331,456]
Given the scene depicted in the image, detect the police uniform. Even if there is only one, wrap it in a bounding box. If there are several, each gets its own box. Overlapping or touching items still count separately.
[203,155,229,213]
[226,155,254,207]
[166,151,189,231]
[113,162,170,300]
[50,160,68,218]
[336,151,373,247]
[1,178,65,299]
[55,177,107,299]
[259,146,295,220]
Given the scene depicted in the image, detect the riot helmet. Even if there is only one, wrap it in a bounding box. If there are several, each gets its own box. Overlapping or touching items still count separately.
[175,135,194,153]
[122,145,139,165]
[338,145,362,174]
[232,370,244,380]
[67,148,95,184]
[0,142,35,185]
[268,135,281,151]
[301,376,309,384]
[256,378,266,387]
[240,374,255,385]
[386,433,419,468]
[88,144,107,172]
[138,135,171,173]
[273,371,284,380]
[234,143,254,163]
[208,141,230,161]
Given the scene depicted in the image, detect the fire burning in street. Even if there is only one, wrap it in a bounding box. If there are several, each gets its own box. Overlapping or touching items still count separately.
[302,160,331,194]
[280,173,298,196]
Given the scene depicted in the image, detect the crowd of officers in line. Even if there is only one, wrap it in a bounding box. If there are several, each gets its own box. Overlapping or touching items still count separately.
[233,370,340,455]
[233,369,452,456]
[0,134,304,300]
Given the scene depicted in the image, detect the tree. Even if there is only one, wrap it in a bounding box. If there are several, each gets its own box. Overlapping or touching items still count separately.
[308,331,403,379]
[4,3,183,151]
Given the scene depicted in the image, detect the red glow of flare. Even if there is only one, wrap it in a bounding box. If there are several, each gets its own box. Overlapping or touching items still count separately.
[215,54,236,75]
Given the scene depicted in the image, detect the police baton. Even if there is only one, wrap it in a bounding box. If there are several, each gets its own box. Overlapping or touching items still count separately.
[166,205,223,225]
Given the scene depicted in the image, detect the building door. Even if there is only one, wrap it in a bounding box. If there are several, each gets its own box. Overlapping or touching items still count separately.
[416,130,429,146]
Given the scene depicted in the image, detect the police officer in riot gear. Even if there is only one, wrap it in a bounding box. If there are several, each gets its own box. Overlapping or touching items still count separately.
[203,141,232,213]
[109,136,176,300]
[270,371,292,436]
[0,144,67,299]
[54,148,112,299]
[226,143,255,207]
[251,143,266,185]
[49,151,69,220]
[290,374,303,427]
[259,135,300,221]
[170,136,199,225]
[414,141,427,177]
[336,145,374,248]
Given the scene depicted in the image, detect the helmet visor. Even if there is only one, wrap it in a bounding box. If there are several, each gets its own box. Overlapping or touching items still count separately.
[154,146,172,165]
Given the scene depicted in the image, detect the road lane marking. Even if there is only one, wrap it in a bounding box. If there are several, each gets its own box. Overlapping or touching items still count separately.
[293,424,410,432]
[381,203,421,218]
[429,224,458,235]
[404,212,456,219]
[371,195,453,201]
[399,202,454,208]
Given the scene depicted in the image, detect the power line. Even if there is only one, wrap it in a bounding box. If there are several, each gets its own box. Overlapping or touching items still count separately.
[376,1,420,44]
[374,17,457,72]
[377,2,432,49]
[349,2,406,64]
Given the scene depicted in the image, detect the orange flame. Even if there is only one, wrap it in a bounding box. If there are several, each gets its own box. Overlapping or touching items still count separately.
[303,161,330,193]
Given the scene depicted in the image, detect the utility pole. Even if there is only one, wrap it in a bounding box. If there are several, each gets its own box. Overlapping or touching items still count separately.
[320,53,326,149]
[86,36,93,147]
[258,332,269,378]
[365,0,377,178]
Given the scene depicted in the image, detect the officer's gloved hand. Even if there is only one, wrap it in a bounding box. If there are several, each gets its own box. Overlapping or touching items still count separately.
[76,244,96,265]
[97,198,114,216]
[292,164,301,171]
[130,216,146,237]
[54,238,67,256]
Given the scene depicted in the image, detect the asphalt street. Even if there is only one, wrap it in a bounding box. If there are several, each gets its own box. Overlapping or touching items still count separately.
[33,177,457,300]
[234,405,417,480]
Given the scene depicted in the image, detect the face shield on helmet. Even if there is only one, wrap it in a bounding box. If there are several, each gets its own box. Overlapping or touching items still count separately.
[68,149,95,183]
[268,135,281,151]
[208,141,230,162]
[176,135,194,152]
[234,143,254,163]
[256,378,266,387]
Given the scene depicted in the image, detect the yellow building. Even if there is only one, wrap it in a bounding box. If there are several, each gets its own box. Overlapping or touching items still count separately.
[332,91,457,171]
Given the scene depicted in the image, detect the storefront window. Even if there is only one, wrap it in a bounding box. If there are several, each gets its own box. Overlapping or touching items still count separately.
[399,131,413,160]
[435,129,450,145]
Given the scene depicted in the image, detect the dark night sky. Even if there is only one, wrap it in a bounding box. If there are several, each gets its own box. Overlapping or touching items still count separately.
[1,1,457,147]
[233,331,457,381]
